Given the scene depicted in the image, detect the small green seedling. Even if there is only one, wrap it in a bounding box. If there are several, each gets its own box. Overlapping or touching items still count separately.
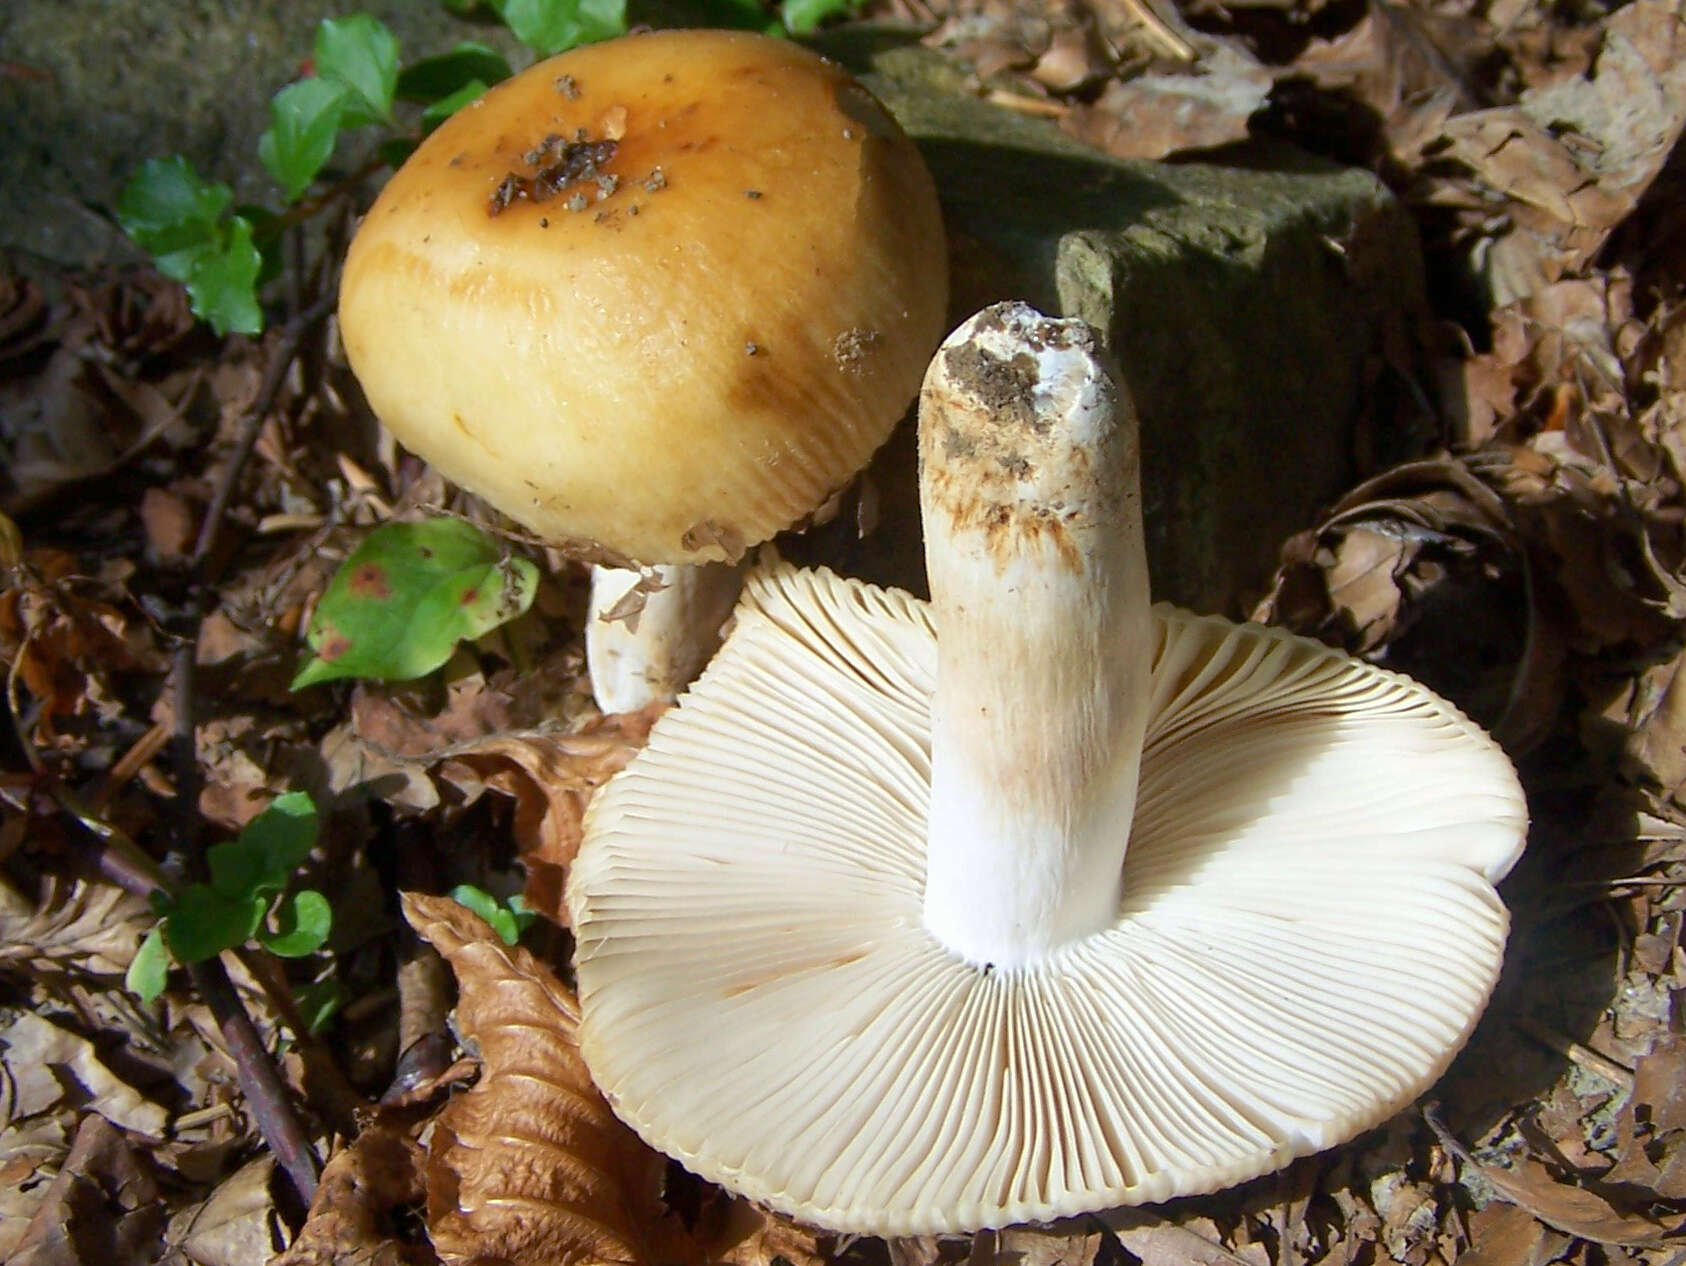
[116,158,266,337]
[292,517,539,689]
[450,884,539,946]
[490,0,627,55]
[294,975,346,1034]
[128,791,331,1005]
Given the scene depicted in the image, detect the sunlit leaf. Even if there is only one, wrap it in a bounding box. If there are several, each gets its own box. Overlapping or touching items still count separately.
[183,216,264,336]
[314,14,400,127]
[260,889,333,958]
[115,156,231,257]
[209,790,319,899]
[495,0,626,55]
[259,77,348,201]
[126,927,171,1005]
[292,518,539,688]
[163,886,267,965]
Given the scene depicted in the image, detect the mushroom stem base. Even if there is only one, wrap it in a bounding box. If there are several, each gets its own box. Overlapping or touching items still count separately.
[587,561,746,714]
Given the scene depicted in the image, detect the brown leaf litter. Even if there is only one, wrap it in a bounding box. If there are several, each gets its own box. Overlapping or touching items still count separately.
[6,0,1686,1261]
[397,892,691,1265]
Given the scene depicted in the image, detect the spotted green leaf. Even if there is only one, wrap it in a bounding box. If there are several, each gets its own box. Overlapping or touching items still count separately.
[292,518,539,689]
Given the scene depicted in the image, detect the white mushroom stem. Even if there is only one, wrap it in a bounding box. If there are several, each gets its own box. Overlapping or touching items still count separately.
[587,562,746,714]
[920,304,1152,971]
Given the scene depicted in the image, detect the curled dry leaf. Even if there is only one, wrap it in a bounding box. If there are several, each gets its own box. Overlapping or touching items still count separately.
[1427,1110,1682,1247]
[8,1113,164,1266]
[0,873,151,987]
[436,709,659,925]
[272,1125,434,1266]
[1253,456,1564,751]
[327,682,654,923]
[401,891,684,1266]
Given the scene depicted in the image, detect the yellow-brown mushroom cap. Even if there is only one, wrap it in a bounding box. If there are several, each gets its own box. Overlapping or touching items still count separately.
[339,29,949,565]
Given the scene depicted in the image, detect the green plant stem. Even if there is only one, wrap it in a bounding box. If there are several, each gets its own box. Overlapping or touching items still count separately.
[65,796,324,1211]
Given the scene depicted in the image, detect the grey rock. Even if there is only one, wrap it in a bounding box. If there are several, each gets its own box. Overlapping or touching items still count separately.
[0,1,521,269]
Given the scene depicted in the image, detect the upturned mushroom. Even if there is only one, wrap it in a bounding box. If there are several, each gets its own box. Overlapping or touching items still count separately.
[337,29,948,712]
[567,303,1528,1234]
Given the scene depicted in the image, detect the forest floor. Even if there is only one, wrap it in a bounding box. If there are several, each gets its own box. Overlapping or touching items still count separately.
[3,0,1686,1263]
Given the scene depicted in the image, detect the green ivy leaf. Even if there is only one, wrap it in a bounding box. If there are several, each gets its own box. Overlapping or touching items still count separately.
[115,156,231,258]
[260,889,333,957]
[126,927,171,1005]
[163,885,268,965]
[450,884,521,944]
[495,0,626,55]
[259,77,349,201]
[292,518,539,689]
[314,14,400,128]
[397,42,512,103]
[422,80,493,131]
[781,0,858,33]
[182,215,264,336]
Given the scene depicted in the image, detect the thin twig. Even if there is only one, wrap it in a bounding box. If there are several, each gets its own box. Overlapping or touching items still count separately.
[188,958,322,1206]
[190,290,338,576]
[234,944,368,1137]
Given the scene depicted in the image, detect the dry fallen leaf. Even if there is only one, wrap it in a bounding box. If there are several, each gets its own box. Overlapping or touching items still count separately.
[0,872,152,987]
[402,891,686,1266]
[8,1113,165,1266]
[1062,41,1271,160]
[708,1201,831,1266]
[1451,1203,1562,1266]
[1427,1110,1681,1246]
[272,1123,434,1266]
[160,1156,281,1266]
[0,1009,169,1139]
[424,708,657,924]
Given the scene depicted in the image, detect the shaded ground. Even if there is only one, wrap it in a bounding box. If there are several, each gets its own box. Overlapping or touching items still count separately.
[4,0,1686,1263]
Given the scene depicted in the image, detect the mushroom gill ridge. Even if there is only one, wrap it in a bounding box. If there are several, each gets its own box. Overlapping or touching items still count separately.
[570,562,1520,1235]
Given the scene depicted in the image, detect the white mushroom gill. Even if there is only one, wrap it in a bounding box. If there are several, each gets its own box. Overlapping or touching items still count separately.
[567,303,1529,1235]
